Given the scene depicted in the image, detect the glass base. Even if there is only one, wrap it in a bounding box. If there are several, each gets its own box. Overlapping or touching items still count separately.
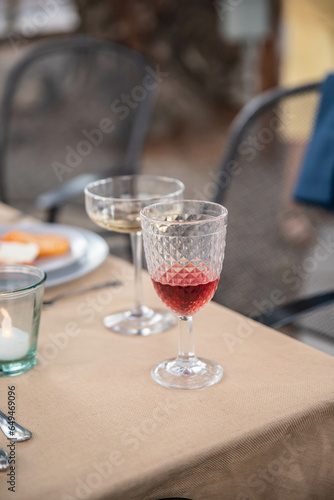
[0,356,36,377]
[104,305,176,335]
[151,357,223,389]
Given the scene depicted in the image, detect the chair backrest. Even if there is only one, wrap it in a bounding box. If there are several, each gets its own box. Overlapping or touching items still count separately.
[0,35,156,216]
[211,81,334,339]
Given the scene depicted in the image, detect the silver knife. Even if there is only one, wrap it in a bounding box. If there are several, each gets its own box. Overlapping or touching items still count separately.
[0,448,9,470]
[0,410,32,441]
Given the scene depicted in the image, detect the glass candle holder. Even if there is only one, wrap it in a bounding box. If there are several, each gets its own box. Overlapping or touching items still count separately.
[0,265,46,377]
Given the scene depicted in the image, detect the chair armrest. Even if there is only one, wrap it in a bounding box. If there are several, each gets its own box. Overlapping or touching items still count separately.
[35,173,101,211]
[251,290,334,328]
[35,173,102,223]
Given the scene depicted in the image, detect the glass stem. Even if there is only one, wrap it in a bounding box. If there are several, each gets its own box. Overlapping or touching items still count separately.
[177,316,196,361]
[130,231,145,317]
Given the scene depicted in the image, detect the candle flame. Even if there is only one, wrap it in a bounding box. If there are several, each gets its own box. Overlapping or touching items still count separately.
[0,308,12,338]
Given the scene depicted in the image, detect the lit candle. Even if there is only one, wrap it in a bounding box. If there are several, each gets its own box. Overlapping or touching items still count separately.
[0,308,30,361]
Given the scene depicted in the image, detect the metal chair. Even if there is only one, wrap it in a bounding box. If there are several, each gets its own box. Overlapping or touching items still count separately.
[212,81,334,349]
[0,35,156,223]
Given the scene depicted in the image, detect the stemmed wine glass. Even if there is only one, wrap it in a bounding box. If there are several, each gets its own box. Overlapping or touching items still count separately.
[85,175,184,335]
[141,200,228,389]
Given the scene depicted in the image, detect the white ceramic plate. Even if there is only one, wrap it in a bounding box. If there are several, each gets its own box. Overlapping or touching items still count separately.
[0,223,88,272]
[44,228,109,288]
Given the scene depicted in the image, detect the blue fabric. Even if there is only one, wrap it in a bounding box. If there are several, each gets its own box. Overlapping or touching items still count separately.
[294,74,334,210]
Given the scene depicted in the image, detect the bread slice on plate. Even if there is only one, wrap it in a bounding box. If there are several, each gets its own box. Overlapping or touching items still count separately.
[0,242,39,265]
[3,230,70,257]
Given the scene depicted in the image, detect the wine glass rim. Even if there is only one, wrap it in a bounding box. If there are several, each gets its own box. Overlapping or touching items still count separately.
[84,175,184,202]
[140,199,228,225]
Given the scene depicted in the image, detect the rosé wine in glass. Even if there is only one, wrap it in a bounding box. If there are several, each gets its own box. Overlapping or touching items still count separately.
[141,200,227,389]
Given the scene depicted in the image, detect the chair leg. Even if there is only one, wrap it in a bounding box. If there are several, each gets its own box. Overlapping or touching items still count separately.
[47,206,59,223]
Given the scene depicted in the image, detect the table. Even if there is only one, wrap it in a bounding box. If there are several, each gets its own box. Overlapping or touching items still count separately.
[0,203,334,500]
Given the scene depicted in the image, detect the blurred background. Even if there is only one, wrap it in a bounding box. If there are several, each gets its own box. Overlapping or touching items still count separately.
[2,0,334,353]
[0,0,280,208]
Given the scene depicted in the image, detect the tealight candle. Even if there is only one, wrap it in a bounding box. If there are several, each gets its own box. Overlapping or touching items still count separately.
[0,308,30,361]
[0,265,45,376]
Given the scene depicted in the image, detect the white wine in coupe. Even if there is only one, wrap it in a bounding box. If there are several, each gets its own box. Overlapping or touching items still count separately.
[84,175,184,336]
[90,211,141,233]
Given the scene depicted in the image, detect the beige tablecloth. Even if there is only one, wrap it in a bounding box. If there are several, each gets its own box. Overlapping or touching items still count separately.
[0,204,334,500]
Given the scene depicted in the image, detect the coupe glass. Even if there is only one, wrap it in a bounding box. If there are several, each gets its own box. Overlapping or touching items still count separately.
[85,175,184,335]
[141,200,228,389]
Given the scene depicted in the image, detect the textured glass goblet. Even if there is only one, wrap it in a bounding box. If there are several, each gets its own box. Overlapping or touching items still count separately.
[85,175,184,335]
[141,200,228,389]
